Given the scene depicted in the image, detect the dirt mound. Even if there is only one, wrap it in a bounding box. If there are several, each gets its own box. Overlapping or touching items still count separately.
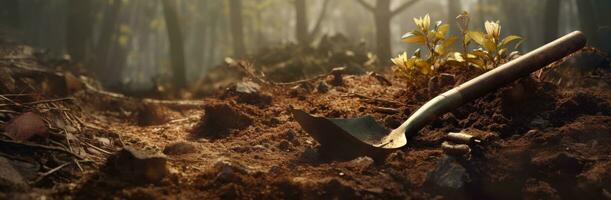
[191,101,254,139]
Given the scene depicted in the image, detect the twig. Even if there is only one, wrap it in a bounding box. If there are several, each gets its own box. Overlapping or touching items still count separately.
[22,97,74,105]
[0,94,21,106]
[83,141,112,155]
[372,106,400,114]
[345,92,404,106]
[0,93,36,97]
[33,162,71,184]
[230,59,345,87]
[0,110,19,114]
[0,97,73,107]
[74,159,84,172]
[0,139,84,160]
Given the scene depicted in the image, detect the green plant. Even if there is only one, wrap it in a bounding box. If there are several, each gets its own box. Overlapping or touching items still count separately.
[392,14,456,83]
[392,11,523,85]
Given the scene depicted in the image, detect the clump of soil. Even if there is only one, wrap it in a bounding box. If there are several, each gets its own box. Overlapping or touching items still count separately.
[191,101,254,139]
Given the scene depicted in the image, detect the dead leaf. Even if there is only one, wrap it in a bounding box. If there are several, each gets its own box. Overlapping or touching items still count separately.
[5,112,48,141]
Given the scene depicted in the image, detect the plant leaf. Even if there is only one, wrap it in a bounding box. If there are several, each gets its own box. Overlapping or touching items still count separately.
[443,36,457,48]
[434,44,444,55]
[437,24,449,33]
[467,31,486,46]
[500,35,522,47]
[483,38,497,52]
[401,31,426,44]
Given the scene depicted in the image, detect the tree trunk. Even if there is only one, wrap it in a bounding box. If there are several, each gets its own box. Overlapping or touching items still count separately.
[447,0,462,36]
[0,0,19,29]
[161,0,187,88]
[229,0,246,58]
[500,0,523,46]
[66,0,93,63]
[95,0,122,83]
[295,0,309,45]
[543,0,560,43]
[374,0,392,65]
[576,0,598,45]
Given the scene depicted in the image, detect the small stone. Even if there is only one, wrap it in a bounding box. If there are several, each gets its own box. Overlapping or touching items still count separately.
[105,146,169,184]
[277,140,291,151]
[316,82,329,93]
[0,156,28,191]
[345,156,374,172]
[232,81,272,107]
[163,141,197,155]
[95,137,112,147]
[5,112,48,141]
[326,67,345,86]
[425,155,470,191]
[530,116,550,128]
[235,81,261,94]
[212,158,252,182]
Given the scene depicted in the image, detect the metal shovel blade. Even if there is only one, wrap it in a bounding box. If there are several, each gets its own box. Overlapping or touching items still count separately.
[292,31,586,158]
[291,109,396,159]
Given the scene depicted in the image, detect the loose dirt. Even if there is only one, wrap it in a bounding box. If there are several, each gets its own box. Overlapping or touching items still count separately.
[1,46,610,199]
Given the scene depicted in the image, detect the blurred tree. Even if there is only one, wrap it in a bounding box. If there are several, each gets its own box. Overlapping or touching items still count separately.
[592,0,611,53]
[543,0,560,43]
[96,0,123,81]
[356,0,422,65]
[447,0,461,36]
[66,0,93,63]
[294,0,331,46]
[162,0,187,88]
[500,0,523,46]
[576,0,598,45]
[0,0,19,29]
[229,0,246,57]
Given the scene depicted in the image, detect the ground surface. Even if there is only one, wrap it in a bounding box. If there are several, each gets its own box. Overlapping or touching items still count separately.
[1,45,610,199]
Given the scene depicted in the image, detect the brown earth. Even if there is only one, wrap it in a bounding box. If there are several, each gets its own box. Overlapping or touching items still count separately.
[0,45,610,199]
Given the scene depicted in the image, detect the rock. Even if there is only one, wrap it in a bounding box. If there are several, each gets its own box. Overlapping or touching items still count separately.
[288,83,312,100]
[326,67,345,86]
[5,112,48,141]
[105,146,169,184]
[191,102,253,139]
[425,155,470,191]
[316,82,329,93]
[276,140,291,151]
[0,156,28,191]
[163,141,197,155]
[530,116,550,128]
[212,158,255,182]
[229,81,272,107]
[345,156,374,172]
[235,81,261,94]
[95,137,112,147]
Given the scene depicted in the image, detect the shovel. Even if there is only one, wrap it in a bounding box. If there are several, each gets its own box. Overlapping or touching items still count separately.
[292,31,586,159]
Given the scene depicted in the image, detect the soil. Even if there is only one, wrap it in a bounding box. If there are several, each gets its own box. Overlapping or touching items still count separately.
[1,45,610,199]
